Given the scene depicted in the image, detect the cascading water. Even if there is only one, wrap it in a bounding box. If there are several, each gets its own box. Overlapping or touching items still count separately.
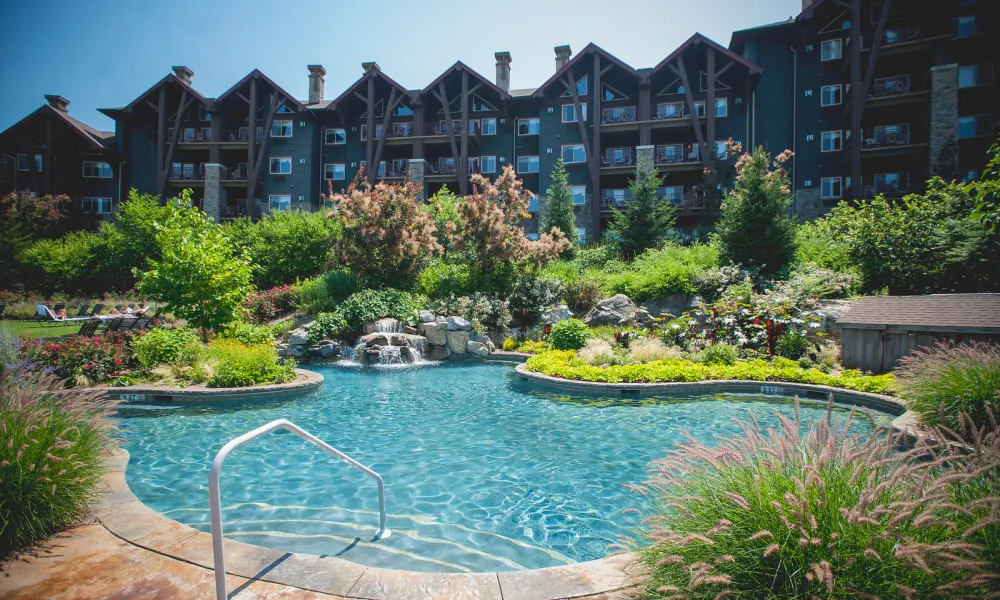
[378,345,404,365]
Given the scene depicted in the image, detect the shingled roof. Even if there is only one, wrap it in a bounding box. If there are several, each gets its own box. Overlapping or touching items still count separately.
[838,294,1000,334]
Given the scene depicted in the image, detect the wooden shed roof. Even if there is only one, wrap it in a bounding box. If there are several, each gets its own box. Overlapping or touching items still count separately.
[838,294,1000,333]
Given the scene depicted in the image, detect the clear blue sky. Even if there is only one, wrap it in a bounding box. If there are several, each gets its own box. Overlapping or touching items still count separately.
[0,0,801,133]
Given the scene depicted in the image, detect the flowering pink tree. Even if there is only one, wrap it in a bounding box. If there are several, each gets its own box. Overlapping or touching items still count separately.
[325,171,441,287]
[452,165,571,275]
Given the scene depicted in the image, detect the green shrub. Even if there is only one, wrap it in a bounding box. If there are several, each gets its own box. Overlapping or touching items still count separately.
[698,343,738,365]
[508,274,563,322]
[416,260,472,299]
[605,243,718,302]
[336,289,419,333]
[634,403,988,598]
[896,341,1000,429]
[1,367,120,557]
[563,278,603,316]
[207,340,297,388]
[427,293,512,335]
[775,329,810,360]
[20,333,136,385]
[307,312,348,345]
[243,285,297,324]
[296,269,358,314]
[795,220,853,272]
[549,318,590,350]
[220,322,277,346]
[21,231,108,295]
[238,210,339,287]
[575,243,622,270]
[525,350,895,394]
[131,328,201,369]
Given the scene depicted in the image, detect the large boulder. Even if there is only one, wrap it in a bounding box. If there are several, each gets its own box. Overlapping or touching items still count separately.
[419,321,447,346]
[641,295,703,320]
[313,340,342,359]
[470,332,496,353]
[426,345,451,360]
[811,299,857,335]
[540,305,573,325]
[418,310,437,324]
[447,316,472,331]
[468,340,490,358]
[446,330,470,354]
[584,294,637,327]
[403,326,420,336]
[286,327,309,346]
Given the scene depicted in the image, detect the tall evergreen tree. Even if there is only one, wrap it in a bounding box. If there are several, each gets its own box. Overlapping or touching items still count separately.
[608,159,675,259]
[713,146,797,276]
[540,158,578,256]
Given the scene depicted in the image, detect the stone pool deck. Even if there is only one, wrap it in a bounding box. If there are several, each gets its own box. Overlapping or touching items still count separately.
[1,449,636,600]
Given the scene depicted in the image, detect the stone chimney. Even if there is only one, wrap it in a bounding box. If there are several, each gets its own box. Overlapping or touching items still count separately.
[361,61,380,74]
[554,45,572,71]
[495,52,512,92]
[307,65,326,104]
[44,95,70,113]
[172,66,193,84]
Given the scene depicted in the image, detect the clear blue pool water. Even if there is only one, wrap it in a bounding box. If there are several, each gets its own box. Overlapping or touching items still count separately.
[121,362,879,573]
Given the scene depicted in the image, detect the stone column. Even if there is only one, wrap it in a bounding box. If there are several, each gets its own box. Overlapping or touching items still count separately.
[408,158,426,201]
[203,163,223,222]
[793,189,822,220]
[929,64,959,177]
[636,145,655,173]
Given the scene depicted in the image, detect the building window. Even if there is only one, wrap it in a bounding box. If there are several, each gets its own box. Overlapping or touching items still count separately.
[821,177,842,199]
[324,163,346,180]
[360,124,384,141]
[693,102,706,117]
[660,186,683,204]
[655,102,684,119]
[468,157,480,174]
[821,84,842,106]
[199,105,211,121]
[325,128,346,145]
[517,155,539,173]
[276,105,294,114]
[714,98,728,117]
[481,118,497,135]
[81,197,113,214]
[576,227,586,244]
[393,104,414,117]
[481,155,497,173]
[182,128,196,142]
[517,118,540,135]
[874,172,908,194]
[269,157,292,175]
[571,185,587,205]
[269,195,291,211]
[271,120,293,137]
[821,130,843,152]
[360,160,387,177]
[714,141,729,159]
[472,95,497,112]
[526,231,540,239]
[562,103,587,123]
[954,15,979,38]
[562,144,586,163]
[958,115,992,138]
[959,64,993,88]
[82,161,113,178]
[527,196,539,212]
[820,39,842,61]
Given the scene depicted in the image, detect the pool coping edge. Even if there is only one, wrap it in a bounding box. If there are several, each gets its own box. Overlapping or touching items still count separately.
[101,369,324,402]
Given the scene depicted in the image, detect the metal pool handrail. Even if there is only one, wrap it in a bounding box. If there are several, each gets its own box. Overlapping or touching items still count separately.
[208,418,390,600]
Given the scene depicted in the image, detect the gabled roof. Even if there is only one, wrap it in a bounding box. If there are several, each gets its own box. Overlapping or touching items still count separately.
[421,61,510,99]
[653,33,763,76]
[328,67,410,110]
[729,18,795,54]
[216,69,311,114]
[123,73,206,112]
[533,43,637,98]
[796,0,831,21]
[0,104,113,151]
[838,294,1000,333]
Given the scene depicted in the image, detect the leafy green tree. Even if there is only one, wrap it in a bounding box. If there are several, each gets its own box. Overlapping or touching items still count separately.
[0,192,77,287]
[970,137,1000,233]
[96,189,170,290]
[608,158,675,259]
[136,190,253,340]
[540,159,577,257]
[224,210,339,287]
[713,147,796,276]
[22,231,108,294]
[420,185,462,255]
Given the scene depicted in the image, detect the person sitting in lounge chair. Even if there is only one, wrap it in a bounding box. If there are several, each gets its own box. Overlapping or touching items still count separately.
[134,302,149,315]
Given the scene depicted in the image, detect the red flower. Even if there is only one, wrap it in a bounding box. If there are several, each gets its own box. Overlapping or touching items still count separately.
[115,358,123,365]
[49,344,61,351]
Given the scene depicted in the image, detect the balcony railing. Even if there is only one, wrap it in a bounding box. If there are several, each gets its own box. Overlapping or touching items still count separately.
[602,148,634,167]
[387,123,414,138]
[870,75,911,98]
[225,127,263,143]
[601,106,636,124]
[653,104,687,120]
[169,169,204,181]
[655,144,700,165]
[221,166,247,181]
[880,25,921,46]
[863,124,911,149]
[423,121,480,136]
[601,189,713,211]
[428,161,457,175]
[385,162,409,178]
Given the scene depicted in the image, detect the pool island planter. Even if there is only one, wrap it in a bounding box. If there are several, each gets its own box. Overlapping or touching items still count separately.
[104,369,323,403]
[91,450,637,600]
[514,363,906,416]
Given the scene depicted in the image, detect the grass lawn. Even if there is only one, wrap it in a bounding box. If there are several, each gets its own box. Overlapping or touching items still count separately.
[2,319,90,339]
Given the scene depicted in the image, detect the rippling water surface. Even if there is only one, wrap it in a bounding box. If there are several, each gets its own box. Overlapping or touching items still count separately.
[121,362,876,572]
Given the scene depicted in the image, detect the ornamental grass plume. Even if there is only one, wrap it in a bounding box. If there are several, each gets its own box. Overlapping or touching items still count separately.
[630,398,999,599]
[896,340,1000,430]
[0,365,121,559]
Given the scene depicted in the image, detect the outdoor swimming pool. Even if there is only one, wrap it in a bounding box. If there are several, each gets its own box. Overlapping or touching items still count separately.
[121,362,881,573]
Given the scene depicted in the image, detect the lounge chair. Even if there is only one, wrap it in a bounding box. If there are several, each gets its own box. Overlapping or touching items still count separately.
[76,319,101,337]
[90,303,105,316]
[53,303,65,314]
[132,317,153,330]
[73,304,91,317]
[39,306,90,327]
[104,317,125,333]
